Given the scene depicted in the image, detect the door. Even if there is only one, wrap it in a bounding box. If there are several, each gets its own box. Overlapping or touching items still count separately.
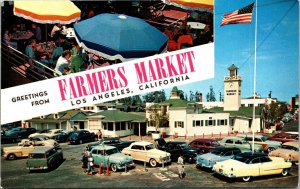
[22,146,35,156]
[130,145,147,162]
[259,156,280,175]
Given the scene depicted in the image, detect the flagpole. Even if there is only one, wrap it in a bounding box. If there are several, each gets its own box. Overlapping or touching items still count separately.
[252,0,258,154]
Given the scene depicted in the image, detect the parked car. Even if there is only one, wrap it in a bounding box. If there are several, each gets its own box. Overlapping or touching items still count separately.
[29,129,64,138]
[219,136,263,152]
[52,131,74,143]
[68,130,96,144]
[212,152,292,182]
[2,144,36,160]
[1,132,20,144]
[87,137,135,151]
[26,146,63,172]
[154,138,199,163]
[269,141,299,163]
[18,135,60,148]
[121,141,171,167]
[196,147,242,169]
[88,145,134,172]
[267,133,298,143]
[188,138,221,153]
[236,134,282,152]
[5,127,37,139]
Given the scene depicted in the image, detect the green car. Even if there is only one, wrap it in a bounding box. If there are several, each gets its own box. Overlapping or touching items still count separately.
[89,145,134,172]
[26,146,63,172]
[219,136,263,152]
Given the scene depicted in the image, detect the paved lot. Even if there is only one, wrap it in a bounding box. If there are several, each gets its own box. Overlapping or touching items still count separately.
[1,135,298,188]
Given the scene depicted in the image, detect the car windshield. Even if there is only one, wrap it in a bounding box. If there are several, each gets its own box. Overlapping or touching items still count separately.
[179,143,189,149]
[211,150,224,155]
[29,153,46,159]
[282,145,298,151]
[212,141,220,146]
[233,155,250,164]
[106,148,119,155]
[145,144,154,150]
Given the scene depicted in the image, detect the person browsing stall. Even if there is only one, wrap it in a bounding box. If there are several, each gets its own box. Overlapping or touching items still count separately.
[54,50,71,76]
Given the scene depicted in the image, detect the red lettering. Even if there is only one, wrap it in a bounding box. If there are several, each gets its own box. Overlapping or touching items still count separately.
[97,71,109,92]
[148,60,157,82]
[165,55,179,77]
[57,79,67,101]
[86,73,100,95]
[135,62,148,84]
[75,76,88,97]
[117,67,128,88]
[68,78,77,99]
[155,58,168,79]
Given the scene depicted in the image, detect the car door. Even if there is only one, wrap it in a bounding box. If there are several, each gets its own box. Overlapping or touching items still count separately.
[130,145,147,162]
[259,156,280,175]
[22,145,35,156]
[248,157,260,176]
[166,143,180,159]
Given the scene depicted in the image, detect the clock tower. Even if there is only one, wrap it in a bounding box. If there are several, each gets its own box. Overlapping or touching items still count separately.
[224,64,242,111]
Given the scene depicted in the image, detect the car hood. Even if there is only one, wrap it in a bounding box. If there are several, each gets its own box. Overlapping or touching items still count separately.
[148,149,170,156]
[197,153,219,160]
[270,149,296,156]
[182,147,199,154]
[110,153,134,162]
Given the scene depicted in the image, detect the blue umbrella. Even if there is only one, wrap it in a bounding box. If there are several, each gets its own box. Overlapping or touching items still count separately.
[74,13,168,61]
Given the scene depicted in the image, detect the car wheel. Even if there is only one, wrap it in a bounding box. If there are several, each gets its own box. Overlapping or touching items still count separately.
[242,176,251,182]
[110,163,117,172]
[7,153,16,160]
[281,168,289,176]
[149,158,157,167]
[79,140,83,144]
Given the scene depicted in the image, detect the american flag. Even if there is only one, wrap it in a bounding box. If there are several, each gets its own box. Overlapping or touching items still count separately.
[220,3,255,26]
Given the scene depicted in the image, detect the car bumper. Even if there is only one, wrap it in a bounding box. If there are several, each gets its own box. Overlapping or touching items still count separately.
[27,166,48,170]
[196,162,212,169]
[118,162,135,169]
[213,168,236,178]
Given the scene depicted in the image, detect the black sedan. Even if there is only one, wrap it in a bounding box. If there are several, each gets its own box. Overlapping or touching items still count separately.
[5,127,37,139]
[52,131,74,143]
[86,137,135,151]
[68,130,96,144]
[155,138,200,163]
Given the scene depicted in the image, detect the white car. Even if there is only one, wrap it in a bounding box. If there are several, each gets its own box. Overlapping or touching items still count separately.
[18,135,59,148]
[29,129,64,138]
[121,141,171,167]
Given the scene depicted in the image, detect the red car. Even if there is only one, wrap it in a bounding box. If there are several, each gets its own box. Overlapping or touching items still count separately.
[188,138,220,153]
[267,133,298,143]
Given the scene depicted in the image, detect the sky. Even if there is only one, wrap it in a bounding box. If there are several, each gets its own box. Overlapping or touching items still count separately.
[161,0,299,103]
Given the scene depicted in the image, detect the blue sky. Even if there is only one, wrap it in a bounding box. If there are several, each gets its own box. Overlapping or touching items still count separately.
[162,0,299,103]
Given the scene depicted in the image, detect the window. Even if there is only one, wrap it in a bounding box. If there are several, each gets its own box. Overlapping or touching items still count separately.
[116,122,121,131]
[131,145,145,150]
[225,139,233,144]
[233,149,241,155]
[260,156,272,163]
[235,140,242,144]
[205,142,211,146]
[193,120,202,127]
[121,122,126,130]
[107,122,114,131]
[250,158,260,164]
[174,121,184,128]
[103,123,108,130]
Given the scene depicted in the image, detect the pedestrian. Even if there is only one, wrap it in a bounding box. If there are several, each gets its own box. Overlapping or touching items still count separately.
[177,154,185,179]
[97,129,102,140]
[82,148,89,169]
[87,153,94,175]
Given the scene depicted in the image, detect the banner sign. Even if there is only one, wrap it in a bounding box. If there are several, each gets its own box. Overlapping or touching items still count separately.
[1,43,214,124]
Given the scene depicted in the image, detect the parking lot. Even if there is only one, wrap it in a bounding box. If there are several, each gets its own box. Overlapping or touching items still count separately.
[1,135,298,188]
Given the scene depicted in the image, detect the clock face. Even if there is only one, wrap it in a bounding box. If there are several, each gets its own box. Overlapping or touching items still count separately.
[229,82,234,87]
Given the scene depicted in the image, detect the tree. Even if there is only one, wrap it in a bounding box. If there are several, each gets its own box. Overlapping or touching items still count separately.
[206,85,216,102]
[143,90,166,103]
[262,101,288,129]
[147,104,169,132]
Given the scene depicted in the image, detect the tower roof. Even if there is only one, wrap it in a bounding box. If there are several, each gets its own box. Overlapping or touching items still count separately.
[228,64,238,70]
[171,86,179,92]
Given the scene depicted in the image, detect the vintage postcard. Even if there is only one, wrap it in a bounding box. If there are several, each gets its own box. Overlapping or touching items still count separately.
[1,0,298,188]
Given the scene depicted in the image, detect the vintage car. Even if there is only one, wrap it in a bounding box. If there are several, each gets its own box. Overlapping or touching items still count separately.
[52,131,74,143]
[236,134,282,152]
[121,141,171,167]
[219,136,263,152]
[29,129,64,138]
[2,144,36,160]
[18,135,60,148]
[1,132,20,144]
[212,152,292,182]
[87,137,135,151]
[26,146,63,172]
[68,130,96,144]
[196,147,242,169]
[267,133,298,143]
[5,127,37,139]
[154,138,200,163]
[88,145,134,172]
[188,138,221,153]
[269,141,299,163]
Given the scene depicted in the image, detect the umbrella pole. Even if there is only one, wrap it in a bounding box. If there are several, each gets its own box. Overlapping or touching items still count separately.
[45,24,48,41]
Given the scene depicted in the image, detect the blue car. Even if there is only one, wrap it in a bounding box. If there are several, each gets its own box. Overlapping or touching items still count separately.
[196,147,242,169]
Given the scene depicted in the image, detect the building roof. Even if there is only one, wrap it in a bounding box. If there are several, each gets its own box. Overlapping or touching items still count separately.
[89,110,146,122]
[27,110,86,123]
[171,86,179,92]
[204,107,262,118]
[228,64,238,70]
[160,99,193,108]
